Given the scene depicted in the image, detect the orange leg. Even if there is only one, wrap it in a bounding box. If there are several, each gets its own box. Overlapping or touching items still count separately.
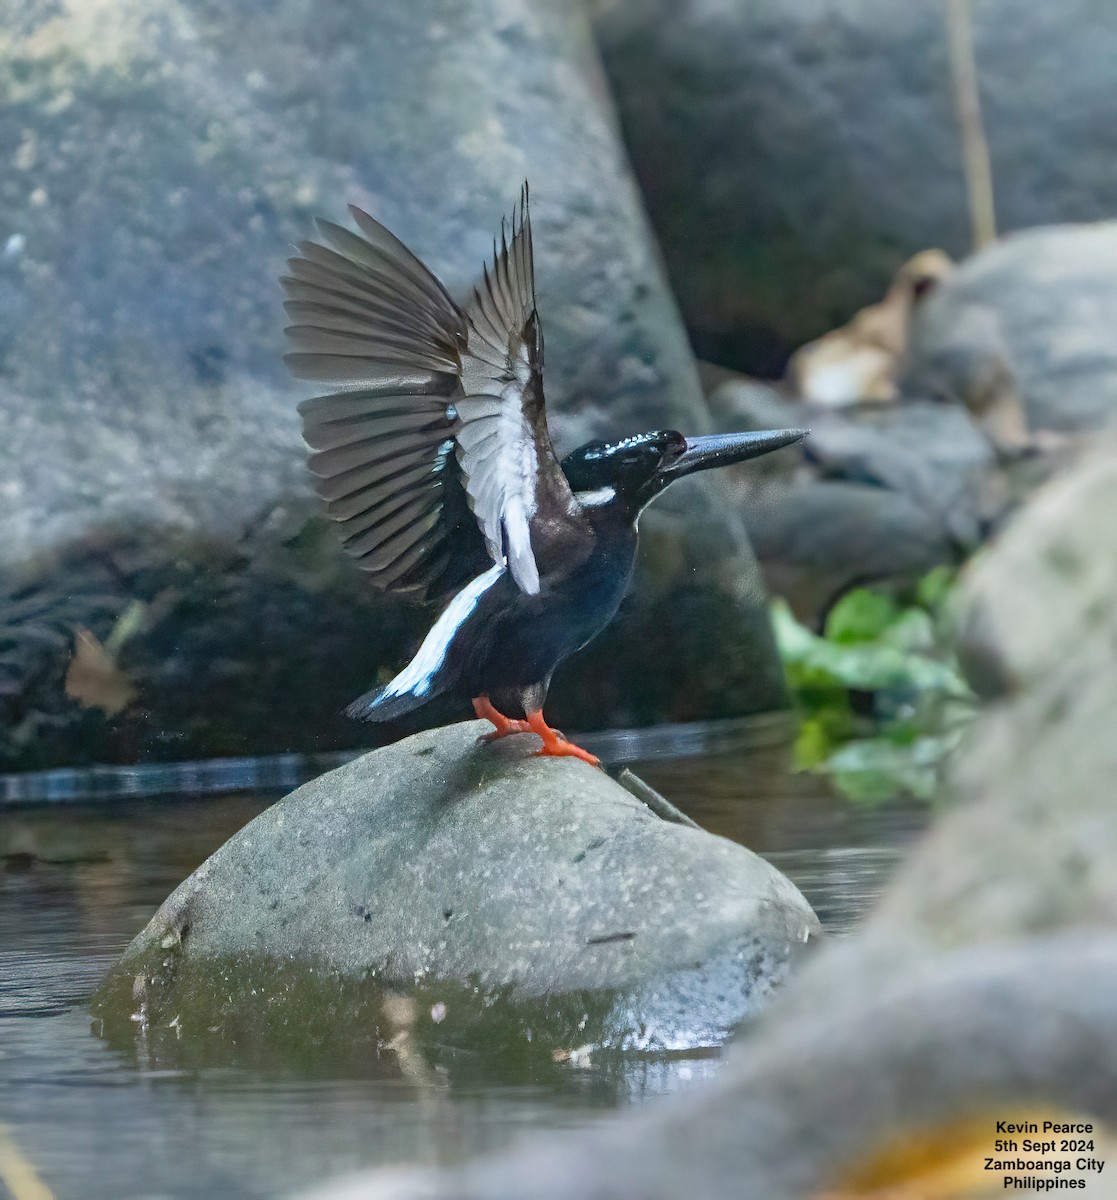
[525,710,601,768]
[473,695,531,742]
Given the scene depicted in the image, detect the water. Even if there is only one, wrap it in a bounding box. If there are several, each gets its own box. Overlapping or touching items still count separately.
[0,745,928,1200]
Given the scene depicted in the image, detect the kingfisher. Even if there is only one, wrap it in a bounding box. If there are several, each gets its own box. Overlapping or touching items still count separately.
[283,185,805,766]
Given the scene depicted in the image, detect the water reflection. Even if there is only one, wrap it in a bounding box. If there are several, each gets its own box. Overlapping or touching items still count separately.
[637,745,927,933]
[0,747,927,1200]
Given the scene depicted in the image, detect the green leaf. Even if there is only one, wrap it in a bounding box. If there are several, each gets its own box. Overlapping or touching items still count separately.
[916,565,957,611]
[794,716,834,769]
[771,571,976,806]
[770,599,818,662]
[825,732,962,804]
[878,608,936,655]
[824,588,900,644]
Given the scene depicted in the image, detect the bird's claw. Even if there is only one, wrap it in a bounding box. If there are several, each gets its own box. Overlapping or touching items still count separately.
[531,744,601,768]
[477,720,531,744]
[473,697,600,766]
[524,711,600,766]
[473,695,532,742]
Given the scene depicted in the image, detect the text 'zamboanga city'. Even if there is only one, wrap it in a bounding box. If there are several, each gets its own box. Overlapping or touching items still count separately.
[986,1119,1104,1191]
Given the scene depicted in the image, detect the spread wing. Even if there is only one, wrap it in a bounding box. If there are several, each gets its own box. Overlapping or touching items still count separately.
[282,184,588,602]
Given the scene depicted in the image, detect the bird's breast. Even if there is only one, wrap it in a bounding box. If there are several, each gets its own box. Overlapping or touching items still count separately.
[539,521,638,650]
[448,516,639,693]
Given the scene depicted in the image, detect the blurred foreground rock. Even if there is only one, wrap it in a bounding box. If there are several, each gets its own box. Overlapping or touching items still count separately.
[0,0,784,770]
[93,721,818,1057]
[953,435,1117,702]
[595,0,1117,365]
[302,440,1117,1197]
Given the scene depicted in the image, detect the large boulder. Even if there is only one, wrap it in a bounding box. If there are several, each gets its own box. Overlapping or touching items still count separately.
[92,721,819,1057]
[594,0,1117,367]
[297,437,1117,1200]
[0,0,786,771]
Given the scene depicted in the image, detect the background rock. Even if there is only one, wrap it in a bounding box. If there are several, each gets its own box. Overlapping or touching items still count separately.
[696,224,1117,625]
[902,222,1117,433]
[93,721,819,1056]
[594,0,1117,370]
[708,381,1000,621]
[0,0,787,770]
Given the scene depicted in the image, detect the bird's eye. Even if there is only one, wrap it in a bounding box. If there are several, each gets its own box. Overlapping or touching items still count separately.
[662,432,687,462]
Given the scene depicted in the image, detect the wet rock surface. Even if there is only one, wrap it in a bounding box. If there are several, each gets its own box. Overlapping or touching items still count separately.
[297,432,1117,1200]
[0,0,785,770]
[93,721,819,1055]
[595,0,1117,363]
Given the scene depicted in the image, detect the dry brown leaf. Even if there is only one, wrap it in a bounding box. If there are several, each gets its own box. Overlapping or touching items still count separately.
[64,627,138,716]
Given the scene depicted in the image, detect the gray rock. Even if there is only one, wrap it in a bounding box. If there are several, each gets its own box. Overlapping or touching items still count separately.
[710,381,999,620]
[296,435,1117,1200]
[93,721,819,1054]
[902,223,1117,433]
[595,0,1117,361]
[0,0,786,769]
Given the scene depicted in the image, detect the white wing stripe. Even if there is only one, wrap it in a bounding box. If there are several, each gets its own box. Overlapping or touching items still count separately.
[381,563,506,699]
[504,500,538,594]
[452,187,559,598]
[455,340,542,595]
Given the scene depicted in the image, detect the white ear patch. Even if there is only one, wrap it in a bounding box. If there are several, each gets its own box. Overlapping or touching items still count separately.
[574,486,616,506]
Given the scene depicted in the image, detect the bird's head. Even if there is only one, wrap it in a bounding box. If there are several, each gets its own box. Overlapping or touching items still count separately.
[562,427,808,514]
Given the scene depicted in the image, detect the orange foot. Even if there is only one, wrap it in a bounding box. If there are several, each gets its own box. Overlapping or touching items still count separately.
[472,695,531,742]
[525,709,601,768]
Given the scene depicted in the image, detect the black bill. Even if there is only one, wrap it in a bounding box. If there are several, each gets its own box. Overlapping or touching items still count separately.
[665,427,809,479]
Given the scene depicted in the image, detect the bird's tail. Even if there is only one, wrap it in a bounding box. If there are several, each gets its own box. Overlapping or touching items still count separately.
[344,678,445,722]
[344,565,500,722]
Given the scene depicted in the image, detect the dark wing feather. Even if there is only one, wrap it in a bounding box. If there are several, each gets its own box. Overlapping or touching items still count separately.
[282,184,590,603]
[283,215,489,602]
